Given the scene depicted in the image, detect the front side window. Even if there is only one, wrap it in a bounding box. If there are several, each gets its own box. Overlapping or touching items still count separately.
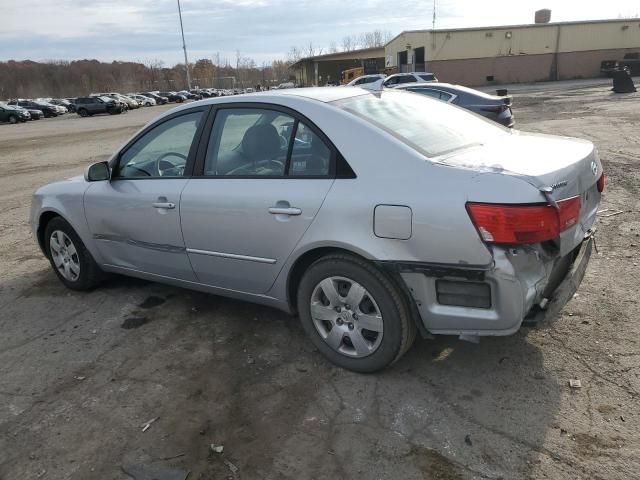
[205,108,294,176]
[116,111,203,178]
[334,90,507,157]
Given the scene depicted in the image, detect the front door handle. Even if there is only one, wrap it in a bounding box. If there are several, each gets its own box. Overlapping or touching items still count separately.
[268,206,302,216]
[152,202,176,209]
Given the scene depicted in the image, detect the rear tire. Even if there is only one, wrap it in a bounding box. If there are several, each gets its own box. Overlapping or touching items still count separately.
[297,254,416,372]
[78,108,89,117]
[44,217,104,291]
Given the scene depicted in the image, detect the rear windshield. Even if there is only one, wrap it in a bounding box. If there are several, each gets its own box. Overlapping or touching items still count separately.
[333,91,508,157]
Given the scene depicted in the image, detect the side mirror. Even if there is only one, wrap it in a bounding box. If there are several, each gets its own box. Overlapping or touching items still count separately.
[84,161,111,182]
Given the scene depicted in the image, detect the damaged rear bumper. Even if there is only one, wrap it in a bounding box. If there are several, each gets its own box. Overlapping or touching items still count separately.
[395,236,593,336]
[522,236,592,326]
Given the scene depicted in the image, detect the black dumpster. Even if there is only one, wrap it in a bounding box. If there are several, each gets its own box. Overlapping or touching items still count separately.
[612,67,636,93]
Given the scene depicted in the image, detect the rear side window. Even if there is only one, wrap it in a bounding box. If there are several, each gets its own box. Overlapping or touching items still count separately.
[409,88,454,101]
[289,123,330,176]
[204,108,332,177]
[419,74,436,81]
[205,108,294,176]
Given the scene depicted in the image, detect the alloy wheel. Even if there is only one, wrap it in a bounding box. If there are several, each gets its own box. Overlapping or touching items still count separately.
[310,276,384,358]
[49,230,80,282]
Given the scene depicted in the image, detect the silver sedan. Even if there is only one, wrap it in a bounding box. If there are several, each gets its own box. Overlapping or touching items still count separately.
[30,88,604,372]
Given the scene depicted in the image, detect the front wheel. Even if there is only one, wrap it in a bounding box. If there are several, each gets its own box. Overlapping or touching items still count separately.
[297,254,416,372]
[78,109,89,117]
[8,115,18,124]
[44,217,104,291]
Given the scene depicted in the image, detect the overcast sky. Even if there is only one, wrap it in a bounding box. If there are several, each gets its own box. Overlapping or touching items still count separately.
[1,0,638,65]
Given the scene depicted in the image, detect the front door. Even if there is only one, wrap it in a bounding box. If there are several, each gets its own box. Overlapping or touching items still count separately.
[180,106,335,294]
[84,109,207,280]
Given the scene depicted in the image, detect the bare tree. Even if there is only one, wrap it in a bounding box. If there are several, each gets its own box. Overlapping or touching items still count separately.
[341,35,357,52]
[306,41,316,58]
[0,53,295,98]
[359,29,392,48]
[287,46,303,63]
[328,42,339,54]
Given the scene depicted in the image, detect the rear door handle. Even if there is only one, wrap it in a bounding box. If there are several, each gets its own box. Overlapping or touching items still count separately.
[152,202,176,209]
[268,207,302,216]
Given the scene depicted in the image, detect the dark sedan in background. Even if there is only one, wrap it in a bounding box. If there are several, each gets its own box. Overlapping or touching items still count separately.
[158,91,187,103]
[0,103,31,123]
[16,105,44,120]
[395,82,515,127]
[141,92,169,105]
[8,100,59,118]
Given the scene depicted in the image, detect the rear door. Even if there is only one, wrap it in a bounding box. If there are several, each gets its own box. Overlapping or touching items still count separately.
[84,107,209,280]
[180,105,336,294]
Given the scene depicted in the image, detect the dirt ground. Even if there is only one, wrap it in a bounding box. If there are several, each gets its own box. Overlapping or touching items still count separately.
[0,85,638,480]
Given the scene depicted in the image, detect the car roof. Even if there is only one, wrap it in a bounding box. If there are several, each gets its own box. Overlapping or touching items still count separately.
[234,87,368,104]
[388,72,435,76]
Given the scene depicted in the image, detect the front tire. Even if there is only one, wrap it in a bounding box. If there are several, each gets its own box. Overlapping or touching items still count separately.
[44,217,104,291]
[78,108,89,117]
[297,254,416,372]
[8,115,18,124]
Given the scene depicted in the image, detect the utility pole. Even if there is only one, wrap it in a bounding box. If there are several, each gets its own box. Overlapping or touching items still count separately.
[177,0,191,90]
[431,0,437,49]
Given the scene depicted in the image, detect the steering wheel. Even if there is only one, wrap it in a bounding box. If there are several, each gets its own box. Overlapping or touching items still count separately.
[226,158,284,176]
[156,152,187,176]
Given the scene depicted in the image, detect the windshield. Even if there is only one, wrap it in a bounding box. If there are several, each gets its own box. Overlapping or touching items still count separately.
[333,90,508,157]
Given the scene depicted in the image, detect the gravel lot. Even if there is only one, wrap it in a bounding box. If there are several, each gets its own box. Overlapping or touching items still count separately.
[0,86,638,480]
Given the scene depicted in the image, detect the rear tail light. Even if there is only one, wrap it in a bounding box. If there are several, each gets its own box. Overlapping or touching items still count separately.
[557,196,581,230]
[466,197,581,245]
[596,173,605,193]
[481,105,507,113]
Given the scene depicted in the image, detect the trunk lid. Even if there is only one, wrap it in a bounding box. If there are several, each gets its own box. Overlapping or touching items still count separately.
[438,131,602,254]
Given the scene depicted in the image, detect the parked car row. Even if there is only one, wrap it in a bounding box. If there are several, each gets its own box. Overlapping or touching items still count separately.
[1,87,268,124]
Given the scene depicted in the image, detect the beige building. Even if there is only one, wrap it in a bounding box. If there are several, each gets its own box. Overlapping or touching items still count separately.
[385,19,640,85]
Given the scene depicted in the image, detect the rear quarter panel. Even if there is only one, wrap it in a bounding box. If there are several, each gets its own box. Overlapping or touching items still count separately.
[267,97,547,299]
